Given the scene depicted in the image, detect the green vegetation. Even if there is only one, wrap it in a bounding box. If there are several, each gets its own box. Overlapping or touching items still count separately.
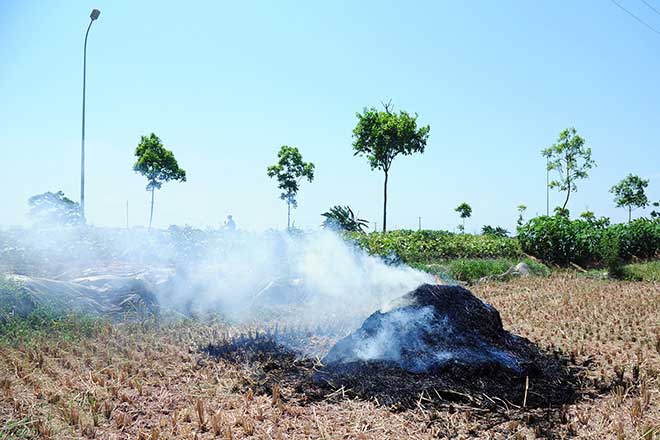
[516,205,527,228]
[542,127,596,210]
[0,277,103,344]
[610,174,650,222]
[28,190,82,226]
[481,225,509,238]
[455,202,472,233]
[518,215,660,267]
[352,101,430,232]
[267,145,315,231]
[321,205,369,233]
[621,261,660,281]
[347,230,522,264]
[133,133,187,230]
[414,258,549,283]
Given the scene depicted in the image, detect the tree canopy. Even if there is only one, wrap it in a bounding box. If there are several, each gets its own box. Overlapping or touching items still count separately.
[28,191,83,226]
[266,145,315,230]
[133,133,186,229]
[133,133,186,191]
[352,101,430,232]
[610,174,650,222]
[455,202,472,233]
[542,127,595,210]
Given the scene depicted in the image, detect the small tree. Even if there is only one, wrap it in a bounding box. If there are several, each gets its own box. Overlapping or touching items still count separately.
[610,174,649,222]
[651,201,660,219]
[133,133,187,230]
[28,191,82,226]
[542,127,596,210]
[352,101,430,232]
[516,204,527,227]
[481,225,509,237]
[579,210,596,222]
[455,202,472,233]
[266,146,315,231]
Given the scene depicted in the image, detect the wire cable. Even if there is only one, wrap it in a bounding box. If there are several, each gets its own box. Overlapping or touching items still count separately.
[610,0,660,35]
[641,0,660,16]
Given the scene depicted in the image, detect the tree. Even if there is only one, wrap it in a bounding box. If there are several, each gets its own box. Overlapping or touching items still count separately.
[352,101,430,232]
[579,210,596,222]
[455,202,472,233]
[542,127,595,210]
[610,174,649,222]
[28,191,83,226]
[650,201,660,219]
[133,133,186,230]
[516,204,527,227]
[266,146,315,231]
[321,205,369,233]
[481,225,509,237]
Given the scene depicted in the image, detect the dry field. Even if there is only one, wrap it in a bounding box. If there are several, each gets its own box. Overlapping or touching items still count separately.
[1,273,659,439]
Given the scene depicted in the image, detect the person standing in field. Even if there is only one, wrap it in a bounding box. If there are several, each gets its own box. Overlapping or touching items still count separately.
[224,214,236,231]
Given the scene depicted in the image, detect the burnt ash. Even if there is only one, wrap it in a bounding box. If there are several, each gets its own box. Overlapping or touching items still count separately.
[201,285,582,411]
[322,284,545,375]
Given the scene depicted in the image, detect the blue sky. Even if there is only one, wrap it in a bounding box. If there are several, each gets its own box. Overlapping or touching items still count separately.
[1,0,659,232]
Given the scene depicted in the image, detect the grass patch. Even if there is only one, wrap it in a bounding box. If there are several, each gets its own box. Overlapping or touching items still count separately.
[1,275,105,344]
[621,261,660,282]
[413,258,549,283]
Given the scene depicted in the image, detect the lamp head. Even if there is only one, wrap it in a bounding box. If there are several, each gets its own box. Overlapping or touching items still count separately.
[90,9,101,21]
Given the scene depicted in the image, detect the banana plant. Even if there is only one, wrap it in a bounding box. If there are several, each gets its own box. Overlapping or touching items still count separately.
[321,205,369,233]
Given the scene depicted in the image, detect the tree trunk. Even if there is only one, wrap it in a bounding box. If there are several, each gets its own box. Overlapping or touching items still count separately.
[382,170,388,233]
[463,217,465,233]
[562,185,571,211]
[148,188,155,230]
[287,199,291,231]
[629,206,632,223]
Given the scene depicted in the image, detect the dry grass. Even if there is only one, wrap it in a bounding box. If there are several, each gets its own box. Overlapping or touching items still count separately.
[0,273,658,439]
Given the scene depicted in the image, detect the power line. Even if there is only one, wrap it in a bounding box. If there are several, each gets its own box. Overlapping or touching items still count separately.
[641,0,660,17]
[610,0,660,35]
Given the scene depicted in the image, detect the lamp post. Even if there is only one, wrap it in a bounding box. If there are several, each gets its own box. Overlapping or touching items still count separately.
[80,8,100,221]
[546,156,550,216]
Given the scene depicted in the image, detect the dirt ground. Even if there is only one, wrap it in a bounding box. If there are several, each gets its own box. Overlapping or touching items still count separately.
[1,273,659,439]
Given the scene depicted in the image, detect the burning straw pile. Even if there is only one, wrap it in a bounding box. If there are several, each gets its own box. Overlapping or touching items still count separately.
[202,284,580,411]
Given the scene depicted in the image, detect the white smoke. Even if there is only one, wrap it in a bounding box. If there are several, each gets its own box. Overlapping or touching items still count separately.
[0,226,433,327]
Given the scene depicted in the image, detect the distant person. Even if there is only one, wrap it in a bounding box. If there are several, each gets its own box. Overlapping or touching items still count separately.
[224,214,236,231]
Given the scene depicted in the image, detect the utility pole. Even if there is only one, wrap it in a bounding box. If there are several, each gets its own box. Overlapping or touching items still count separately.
[418,216,421,231]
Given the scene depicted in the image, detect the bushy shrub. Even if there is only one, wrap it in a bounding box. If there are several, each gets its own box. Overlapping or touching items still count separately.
[412,258,549,282]
[346,230,522,263]
[518,216,660,266]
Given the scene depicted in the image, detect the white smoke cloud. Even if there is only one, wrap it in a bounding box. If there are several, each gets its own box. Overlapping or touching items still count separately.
[0,226,433,329]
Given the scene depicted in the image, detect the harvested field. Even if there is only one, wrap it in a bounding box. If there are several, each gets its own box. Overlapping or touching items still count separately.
[1,273,659,439]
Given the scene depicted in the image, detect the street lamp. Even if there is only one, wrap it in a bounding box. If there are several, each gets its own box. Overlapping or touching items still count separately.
[80,8,100,221]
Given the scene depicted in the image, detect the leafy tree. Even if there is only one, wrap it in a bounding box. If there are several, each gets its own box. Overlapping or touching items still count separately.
[455,202,472,233]
[554,206,570,218]
[28,191,83,226]
[481,225,509,237]
[610,174,650,222]
[352,101,430,232]
[651,201,660,219]
[266,145,315,231]
[133,133,187,230]
[542,127,596,210]
[516,204,527,228]
[579,210,596,222]
[321,205,369,233]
